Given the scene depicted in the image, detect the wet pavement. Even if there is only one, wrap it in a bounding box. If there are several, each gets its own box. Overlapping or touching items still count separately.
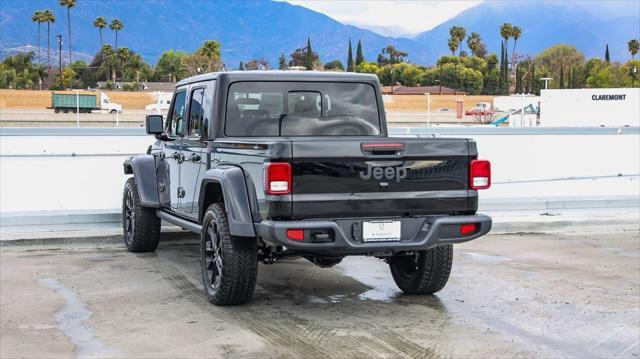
[1,230,639,358]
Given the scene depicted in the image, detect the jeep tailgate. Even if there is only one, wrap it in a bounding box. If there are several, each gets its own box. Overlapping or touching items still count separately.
[290,138,476,218]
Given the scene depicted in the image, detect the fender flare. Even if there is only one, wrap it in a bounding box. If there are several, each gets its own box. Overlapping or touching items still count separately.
[198,166,256,237]
[123,155,160,208]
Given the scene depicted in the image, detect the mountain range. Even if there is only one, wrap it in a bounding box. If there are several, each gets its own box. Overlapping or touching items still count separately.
[0,0,638,67]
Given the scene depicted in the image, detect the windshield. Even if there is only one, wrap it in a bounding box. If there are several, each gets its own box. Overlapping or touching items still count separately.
[225,81,381,136]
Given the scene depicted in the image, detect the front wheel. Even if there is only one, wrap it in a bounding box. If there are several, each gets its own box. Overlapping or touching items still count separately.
[110,109,118,114]
[389,245,453,295]
[201,203,257,306]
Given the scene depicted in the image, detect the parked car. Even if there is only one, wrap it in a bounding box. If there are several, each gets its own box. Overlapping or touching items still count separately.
[123,71,492,305]
[52,92,122,113]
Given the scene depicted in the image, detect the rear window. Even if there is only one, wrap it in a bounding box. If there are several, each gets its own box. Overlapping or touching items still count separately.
[225,82,381,136]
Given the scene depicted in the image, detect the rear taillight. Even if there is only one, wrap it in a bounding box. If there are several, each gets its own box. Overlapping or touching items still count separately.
[460,223,479,236]
[265,162,291,195]
[470,160,491,190]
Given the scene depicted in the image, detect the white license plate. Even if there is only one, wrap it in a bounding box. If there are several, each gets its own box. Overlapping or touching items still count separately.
[362,221,401,242]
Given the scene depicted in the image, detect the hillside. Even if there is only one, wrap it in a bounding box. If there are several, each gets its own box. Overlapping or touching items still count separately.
[414,1,640,61]
[1,0,638,67]
[0,0,430,66]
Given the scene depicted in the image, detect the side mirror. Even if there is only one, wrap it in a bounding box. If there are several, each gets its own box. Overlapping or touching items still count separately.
[145,115,164,135]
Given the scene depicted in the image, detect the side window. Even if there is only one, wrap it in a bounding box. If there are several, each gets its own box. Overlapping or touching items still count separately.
[188,88,205,137]
[168,91,186,136]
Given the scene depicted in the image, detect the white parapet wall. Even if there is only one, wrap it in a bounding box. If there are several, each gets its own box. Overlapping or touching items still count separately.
[540,88,640,127]
[1,127,639,215]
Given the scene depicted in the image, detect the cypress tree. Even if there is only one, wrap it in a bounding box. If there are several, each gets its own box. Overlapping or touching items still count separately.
[239,61,244,71]
[305,37,314,70]
[347,38,355,72]
[515,63,522,94]
[605,44,610,62]
[355,40,364,66]
[559,62,564,89]
[278,54,286,70]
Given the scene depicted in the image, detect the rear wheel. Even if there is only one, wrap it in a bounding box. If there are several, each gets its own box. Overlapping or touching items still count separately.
[201,203,258,306]
[110,109,117,114]
[389,245,453,294]
[122,177,160,252]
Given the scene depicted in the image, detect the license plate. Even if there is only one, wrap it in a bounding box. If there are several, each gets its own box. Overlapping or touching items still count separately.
[362,221,401,242]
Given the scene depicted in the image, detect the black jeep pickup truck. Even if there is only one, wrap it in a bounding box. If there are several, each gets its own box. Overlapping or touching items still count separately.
[123,71,492,305]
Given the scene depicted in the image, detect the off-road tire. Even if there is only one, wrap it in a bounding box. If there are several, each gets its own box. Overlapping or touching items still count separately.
[389,245,453,294]
[201,203,258,306]
[122,177,160,252]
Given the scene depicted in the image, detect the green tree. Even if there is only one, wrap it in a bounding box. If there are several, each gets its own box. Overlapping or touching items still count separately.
[305,37,314,70]
[376,44,408,65]
[536,44,585,88]
[32,10,45,65]
[604,44,610,62]
[355,61,379,74]
[500,22,513,62]
[278,53,286,70]
[59,0,76,65]
[628,39,639,60]
[324,60,344,71]
[188,40,222,73]
[447,38,457,56]
[156,49,188,82]
[559,62,564,89]
[346,38,354,72]
[466,32,484,58]
[93,17,107,55]
[449,26,466,56]
[355,40,364,66]
[288,47,319,67]
[109,19,124,53]
[511,25,522,65]
[42,9,55,68]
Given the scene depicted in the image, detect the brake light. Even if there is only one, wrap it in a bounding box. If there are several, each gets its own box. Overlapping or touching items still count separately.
[265,162,291,194]
[286,229,304,241]
[460,223,479,236]
[470,160,491,190]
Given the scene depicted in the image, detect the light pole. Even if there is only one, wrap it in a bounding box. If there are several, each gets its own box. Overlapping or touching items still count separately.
[58,34,63,86]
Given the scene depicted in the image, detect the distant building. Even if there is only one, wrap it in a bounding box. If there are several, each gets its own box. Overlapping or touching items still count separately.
[380,85,467,95]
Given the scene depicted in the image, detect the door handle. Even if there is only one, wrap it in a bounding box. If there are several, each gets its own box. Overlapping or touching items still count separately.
[189,154,201,162]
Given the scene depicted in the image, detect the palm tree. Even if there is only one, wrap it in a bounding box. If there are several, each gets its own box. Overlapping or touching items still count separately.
[42,9,55,68]
[466,32,482,57]
[32,10,44,65]
[449,26,466,56]
[93,17,107,54]
[197,40,221,71]
[59,0,76,66]
[157,50,188,83]
[109,18,124,52]
[511,26,522,68]
[628,39,639,60]
[500,22,513,62]
[448,38,458,56]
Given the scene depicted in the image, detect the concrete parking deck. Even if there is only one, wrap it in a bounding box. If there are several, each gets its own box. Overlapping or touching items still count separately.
[1,230,638,358]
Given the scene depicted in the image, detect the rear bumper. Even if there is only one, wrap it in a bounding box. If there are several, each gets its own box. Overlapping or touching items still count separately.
[254,214,492,255]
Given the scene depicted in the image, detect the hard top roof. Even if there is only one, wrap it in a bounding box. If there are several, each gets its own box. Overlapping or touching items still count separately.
[175,70,379,87]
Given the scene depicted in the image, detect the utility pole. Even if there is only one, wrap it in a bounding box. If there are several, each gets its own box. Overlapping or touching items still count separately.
[58,34,63,86]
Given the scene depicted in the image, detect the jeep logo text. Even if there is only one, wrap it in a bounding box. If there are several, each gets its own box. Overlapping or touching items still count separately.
[359,164,407,183]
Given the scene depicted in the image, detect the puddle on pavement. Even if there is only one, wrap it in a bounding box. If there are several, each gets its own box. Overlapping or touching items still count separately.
[38,277,116,358]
